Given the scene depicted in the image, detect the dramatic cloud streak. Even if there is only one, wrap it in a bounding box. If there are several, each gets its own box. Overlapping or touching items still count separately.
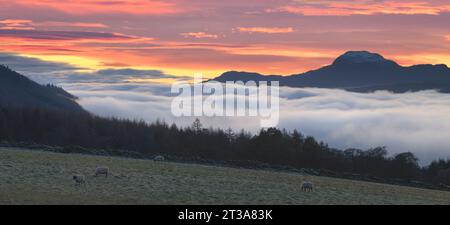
[12,0,183,15]
[0,52,186,84]
[180,32,218,39]
[0,29,135,41]
[271,1,450,16]
[35,21,108,28]
[236,27,295,34]
[0,19,108,30]
[0,19,34,30]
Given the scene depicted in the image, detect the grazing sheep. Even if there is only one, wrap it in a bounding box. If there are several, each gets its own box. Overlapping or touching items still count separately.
[73,175,86,185]
[301,181,314,192]
[95,166,109,177]
[154,155,165,161]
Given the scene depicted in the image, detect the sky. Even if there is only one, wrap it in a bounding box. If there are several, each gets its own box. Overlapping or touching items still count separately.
[1,0,450,78]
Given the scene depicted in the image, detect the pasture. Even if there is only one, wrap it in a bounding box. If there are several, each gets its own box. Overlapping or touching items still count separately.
[1,148,450,205]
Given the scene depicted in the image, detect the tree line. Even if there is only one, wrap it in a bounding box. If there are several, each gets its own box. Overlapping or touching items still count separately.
[0,106,449,185]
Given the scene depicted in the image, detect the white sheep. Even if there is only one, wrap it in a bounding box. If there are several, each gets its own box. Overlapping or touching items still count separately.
[73,175,86,185]
[94,166,109,177]
[301,181,314,192]
[154,155,165,161]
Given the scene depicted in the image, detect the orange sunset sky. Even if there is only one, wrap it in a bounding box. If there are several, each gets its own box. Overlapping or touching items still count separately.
[0,0,449,78]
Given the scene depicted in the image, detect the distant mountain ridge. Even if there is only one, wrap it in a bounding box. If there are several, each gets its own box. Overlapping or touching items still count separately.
[0,65,85,112]
[212,51,450,93]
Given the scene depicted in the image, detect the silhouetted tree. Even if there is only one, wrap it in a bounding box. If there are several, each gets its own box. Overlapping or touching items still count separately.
[192,118,202,133]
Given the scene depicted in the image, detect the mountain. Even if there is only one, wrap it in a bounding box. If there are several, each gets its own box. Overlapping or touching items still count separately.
[212,51,450,93]
[0,65,85,112]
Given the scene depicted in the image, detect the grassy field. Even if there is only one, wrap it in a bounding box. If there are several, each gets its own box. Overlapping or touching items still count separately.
[1,147,450,205]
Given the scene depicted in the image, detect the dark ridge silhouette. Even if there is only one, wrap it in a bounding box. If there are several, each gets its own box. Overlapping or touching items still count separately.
[44,84,78,100]
[212,51,450,93]
[0,65,85,112]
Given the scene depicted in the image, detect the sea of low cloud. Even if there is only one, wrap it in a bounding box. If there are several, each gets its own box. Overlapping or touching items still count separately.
[66,84,450,165]
[3,52,450,165]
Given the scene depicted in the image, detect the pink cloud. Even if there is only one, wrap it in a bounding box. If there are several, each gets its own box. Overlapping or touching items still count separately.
[12,0,185,15]
[269,1,450,16]
[180,32,218,39]
[0,19,34,30]
[0,29,140,41]
[36,21,108,28]
[0,19,108,30]
[0,19,32,25]
[236,27,294,34]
